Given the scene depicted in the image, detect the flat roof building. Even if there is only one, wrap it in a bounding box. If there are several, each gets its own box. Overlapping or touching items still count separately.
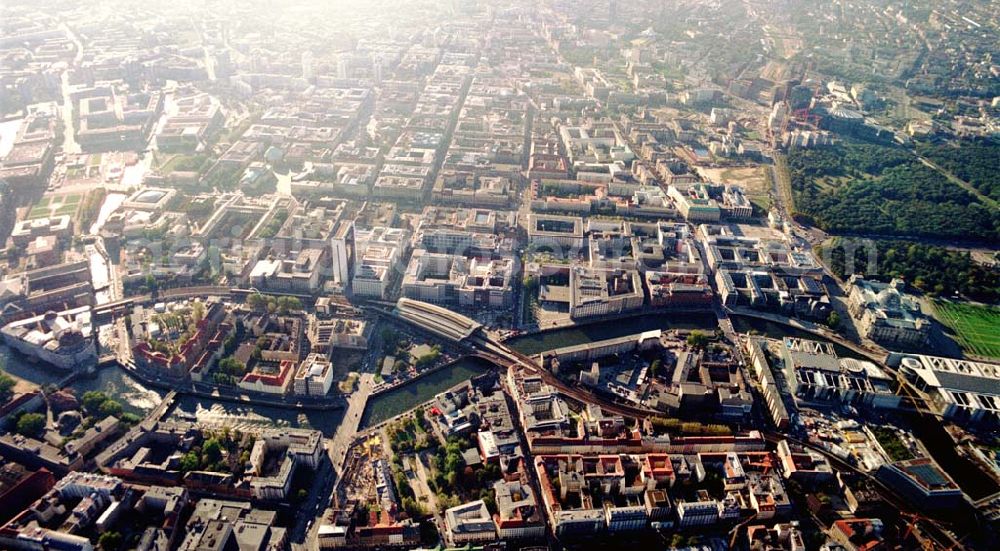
[877,457,963,511]
[569,267,644,319]
[493,478,546,540]
[293,353,335,396]
[893,353,1000,427]
[444,500,496,545]
[527,214,585,248]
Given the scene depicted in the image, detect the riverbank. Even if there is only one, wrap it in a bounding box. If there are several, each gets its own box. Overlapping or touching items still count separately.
[370,355,476,398]
[116,360,346,411]
[360,356,493,429]
[729,307,887,363]
[506,310,718,356]
[505,306,886,363]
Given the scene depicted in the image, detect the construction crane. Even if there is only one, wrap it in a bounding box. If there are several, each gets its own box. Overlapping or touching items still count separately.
[746,453,774,475]
[897,511,942,551]
[791,106,821,127]
[728,512,758,549]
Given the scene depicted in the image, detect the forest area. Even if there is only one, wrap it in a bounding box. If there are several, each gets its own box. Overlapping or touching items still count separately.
[786,141,1000,242]
[817,238,999,303]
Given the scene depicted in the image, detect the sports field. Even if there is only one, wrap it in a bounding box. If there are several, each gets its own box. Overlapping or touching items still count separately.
[933,300,1000,360]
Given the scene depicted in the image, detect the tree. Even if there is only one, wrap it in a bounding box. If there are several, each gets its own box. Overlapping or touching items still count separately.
[787,143,999,242]
[414,350,441,369]
[203,438,223,463]
[16,413,46,437]
[192,301,206,323]
[687,331,709,350]
[180,451,200,472]
[248,292,266,311]
[145,274,158,294]
[818,238,999,303]
[276,295,302,314]
[649,359,662,377]
[98,531,123,551]
[826,311,841,329]
[98,399,123,418]
[0,372,15,400]
[481,494,497,514]
[401,496,425,518]
[219,357,245,376]
[82,391,109,414]
[381,328,399,351]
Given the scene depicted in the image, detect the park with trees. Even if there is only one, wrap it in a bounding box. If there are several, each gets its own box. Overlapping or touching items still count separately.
[817,238,999,303]
[787,141,999,242]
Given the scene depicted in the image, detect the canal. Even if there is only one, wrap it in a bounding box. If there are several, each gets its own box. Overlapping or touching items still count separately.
[164,394,345,437]
[1,346,164,415]
[730,315,868,359]
[360,356,493,429]
[502,311,851,358]
[506,312,718,356]
[2,346,345,435]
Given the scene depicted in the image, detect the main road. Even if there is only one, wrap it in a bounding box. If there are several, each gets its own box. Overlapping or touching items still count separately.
[57,21,84,155]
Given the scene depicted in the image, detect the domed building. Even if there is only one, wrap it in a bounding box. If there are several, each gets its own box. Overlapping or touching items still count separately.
[0,306,96,370]
[846,276,931,347]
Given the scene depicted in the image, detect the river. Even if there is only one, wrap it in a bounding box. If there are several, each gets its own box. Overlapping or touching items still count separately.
[503,310,864,358]
[0,118,23,158]
[2,311,885,441]
[729,315,867,359]
[5,306,996,502]
[0,347,162,415]
[506,312,719,356]
[360,357,493,429]
[89,192,127,235]
[2,347,346,435]
[164,395,345,437]
[354,311,862,429]
[87,193,128,304]
[2,344,489,438]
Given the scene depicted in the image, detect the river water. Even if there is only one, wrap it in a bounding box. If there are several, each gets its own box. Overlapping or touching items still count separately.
[4,310,993,501]
[165,395,345,437]
[0,118,23,158]
[359,357,492,429]
[506,312,719,356]
[2,347,488,438]
[0,313,734,432]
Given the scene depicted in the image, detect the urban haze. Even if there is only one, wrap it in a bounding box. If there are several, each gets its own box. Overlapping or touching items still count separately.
[0,1,998,550]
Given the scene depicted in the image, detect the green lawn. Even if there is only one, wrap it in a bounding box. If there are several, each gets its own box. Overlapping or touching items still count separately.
[159,154,210,174]
[26,207,50,220]
[54,204,79,216]
[872,427,914,462]
[933,300,1000,360]
[749,194,772,214]
[25,193,83,220]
